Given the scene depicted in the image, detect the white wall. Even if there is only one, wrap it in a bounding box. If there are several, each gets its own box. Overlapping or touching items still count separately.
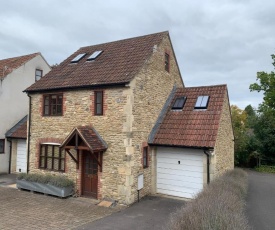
[0,55,51,173]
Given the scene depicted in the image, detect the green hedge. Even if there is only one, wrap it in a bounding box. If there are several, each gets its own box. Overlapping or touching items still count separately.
[255,165,275,173]
[17,173,74,187]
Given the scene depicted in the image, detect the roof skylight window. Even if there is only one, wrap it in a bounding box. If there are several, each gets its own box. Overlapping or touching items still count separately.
[172,97,186,110]
[70,53,86,63]
[194,96,210,109]
[87,50,103,61]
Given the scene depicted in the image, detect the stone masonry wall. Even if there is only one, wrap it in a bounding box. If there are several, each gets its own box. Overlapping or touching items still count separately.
[213,91,234,176]
[125,35,184,203]
[29,87,131,202]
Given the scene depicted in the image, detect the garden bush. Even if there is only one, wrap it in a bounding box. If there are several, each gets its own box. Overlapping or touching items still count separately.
[17,173,74,188]
[166,168,250,230]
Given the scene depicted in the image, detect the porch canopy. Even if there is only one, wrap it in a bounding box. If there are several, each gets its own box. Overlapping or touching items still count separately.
[60,125,107,170]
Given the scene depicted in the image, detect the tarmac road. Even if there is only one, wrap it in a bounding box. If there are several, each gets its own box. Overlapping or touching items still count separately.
[246,170,275,230]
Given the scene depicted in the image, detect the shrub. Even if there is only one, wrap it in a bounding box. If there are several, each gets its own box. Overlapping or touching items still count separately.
[166,168,251,230]
[255,165,275,173]
[17,173,74,188]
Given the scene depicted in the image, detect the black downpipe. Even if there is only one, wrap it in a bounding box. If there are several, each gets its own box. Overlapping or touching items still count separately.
[27,94,31,173]
[203,150,210,184]
[8,139,12,174]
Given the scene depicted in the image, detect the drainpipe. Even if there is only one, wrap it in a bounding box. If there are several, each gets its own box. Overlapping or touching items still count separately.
[7,139,12,174]
[27,94,31,173]
[203,149,211,184]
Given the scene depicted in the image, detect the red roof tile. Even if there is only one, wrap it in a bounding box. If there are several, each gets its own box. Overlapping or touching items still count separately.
[60,126,107,152]
[25,32,168,92]
[5,116,27,139]
[0,53,39,79]
[149,85,228,148]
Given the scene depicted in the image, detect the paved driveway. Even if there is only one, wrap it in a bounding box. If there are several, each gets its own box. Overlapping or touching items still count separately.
[76,196,185,230]
[0,186,123,230]
[246,170,275,230]
[0,174,185,230]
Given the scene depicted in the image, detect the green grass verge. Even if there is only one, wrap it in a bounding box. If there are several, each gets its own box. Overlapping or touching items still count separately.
[255,165,275,173]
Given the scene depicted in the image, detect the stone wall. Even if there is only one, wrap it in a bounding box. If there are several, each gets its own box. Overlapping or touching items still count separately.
[213,91,234,176]
[126,35,184,203]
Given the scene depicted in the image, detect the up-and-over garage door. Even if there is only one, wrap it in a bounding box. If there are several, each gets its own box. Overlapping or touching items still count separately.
[157,147,204,199]
[16,140,27,173]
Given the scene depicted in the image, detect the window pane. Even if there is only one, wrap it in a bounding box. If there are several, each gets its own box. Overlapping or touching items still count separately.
[60,160,65,171]
[44,105,49,115]
[44,96,49,106]
[58,95,63,104]
[40,146,46,156]
[96,104,102,114]
[0,139,4,153]
[54,146,59,157]
[47,158,53,170]
[57,105,62,115]
[53,159,59,170]
[51,105,57,115]
[40,157,45,168]
[96,92,103,103]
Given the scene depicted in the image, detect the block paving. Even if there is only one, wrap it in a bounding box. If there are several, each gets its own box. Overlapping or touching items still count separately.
[0,186,124,230]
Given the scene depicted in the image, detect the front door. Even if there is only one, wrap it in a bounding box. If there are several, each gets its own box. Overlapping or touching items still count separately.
[82,151,98,198]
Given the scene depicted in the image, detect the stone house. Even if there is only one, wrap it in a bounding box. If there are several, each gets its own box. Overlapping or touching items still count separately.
[24,32,234,204]
[0,53,51,173]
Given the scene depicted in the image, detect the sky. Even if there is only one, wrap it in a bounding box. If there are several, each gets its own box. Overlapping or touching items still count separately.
[1,0,274,109]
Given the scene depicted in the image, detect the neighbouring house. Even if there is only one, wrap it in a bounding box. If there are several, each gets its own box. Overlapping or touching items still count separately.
[24,31,234,204]
[0,53,51,173]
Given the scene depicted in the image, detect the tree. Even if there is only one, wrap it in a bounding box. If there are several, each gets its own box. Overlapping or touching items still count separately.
[249,54,275,111]
[249,53,275,165]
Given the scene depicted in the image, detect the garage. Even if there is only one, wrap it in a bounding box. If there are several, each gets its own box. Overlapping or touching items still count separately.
[156,147,204,199]
[16,140,27,173]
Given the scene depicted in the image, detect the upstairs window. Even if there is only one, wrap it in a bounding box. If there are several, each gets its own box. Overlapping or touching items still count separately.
[43,94,63,116]
[94,91,103,115]
[172,97,187,110]
[165,53,170,72]
[0,139,4,153]
[35,69,43,81]
[143,146,149,168]
[39,144,65,172]
[194,96,210,109]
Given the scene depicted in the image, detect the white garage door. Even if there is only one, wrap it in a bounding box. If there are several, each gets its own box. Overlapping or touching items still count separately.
[16,140,27,173]
[157,147,204,199]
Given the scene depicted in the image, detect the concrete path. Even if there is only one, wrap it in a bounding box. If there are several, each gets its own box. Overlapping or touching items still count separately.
[246,170,275,230]
[76,196,185,230]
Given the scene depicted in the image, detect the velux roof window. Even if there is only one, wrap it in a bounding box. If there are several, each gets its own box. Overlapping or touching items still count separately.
[172,97,186,110]
[194,96,210,109]
[87,50,103,61]
[70,53,86,63]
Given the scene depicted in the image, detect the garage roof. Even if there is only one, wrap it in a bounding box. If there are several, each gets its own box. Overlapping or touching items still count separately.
[5,115,28,139]
[149,85,228,148]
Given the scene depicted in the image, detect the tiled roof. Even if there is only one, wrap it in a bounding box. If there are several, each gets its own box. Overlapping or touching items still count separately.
[25,31,168,92]
[0,53,39,79]
[149,85,228,148]
[60,126,107,152]
[5,116,28,139]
